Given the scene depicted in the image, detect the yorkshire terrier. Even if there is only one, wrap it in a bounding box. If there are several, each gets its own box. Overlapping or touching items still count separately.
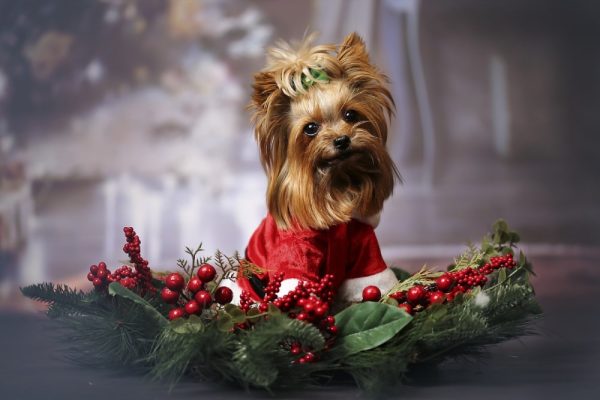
[222,32,399,303]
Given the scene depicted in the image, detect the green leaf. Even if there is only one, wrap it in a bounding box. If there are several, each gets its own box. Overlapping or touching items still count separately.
[108,283,167,328]
[170,315,204,334]
[330,302,412,358]
[223,304,246,323]
[391,267,411,281]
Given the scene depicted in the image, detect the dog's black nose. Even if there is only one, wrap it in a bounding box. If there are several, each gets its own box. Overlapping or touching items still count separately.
[333,135,351,151]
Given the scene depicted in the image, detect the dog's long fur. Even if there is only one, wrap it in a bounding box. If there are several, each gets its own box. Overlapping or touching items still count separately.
[250,33,399,230]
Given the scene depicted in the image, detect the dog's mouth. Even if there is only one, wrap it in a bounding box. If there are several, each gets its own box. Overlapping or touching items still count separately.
[319,150,358,168]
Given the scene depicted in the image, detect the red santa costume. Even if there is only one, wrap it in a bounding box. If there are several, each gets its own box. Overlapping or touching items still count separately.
[221,213,397,303]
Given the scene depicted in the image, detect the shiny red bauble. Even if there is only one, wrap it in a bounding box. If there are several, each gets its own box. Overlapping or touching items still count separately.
[165,273,185,291]
[362,285,382,302]
[435,274,455,292]
[428,291,445,304]
[407,285,426,304]
[185,300,201,315]
[187,277,204,293]
[214,286,233,304]
[197,264,216,282]
[194,290,213,308]
[168,307,186,320]
[160,287,180,304]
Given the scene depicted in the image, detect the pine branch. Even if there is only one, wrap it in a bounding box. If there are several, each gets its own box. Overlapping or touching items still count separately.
[21,283,86,305]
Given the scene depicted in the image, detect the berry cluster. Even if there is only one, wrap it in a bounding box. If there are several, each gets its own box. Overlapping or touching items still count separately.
[386,252,517,315]
[480,253,517,274]
[161,264,234,320]
[122,227,154,293]
[239,274,337,363]
[87,227,156,293]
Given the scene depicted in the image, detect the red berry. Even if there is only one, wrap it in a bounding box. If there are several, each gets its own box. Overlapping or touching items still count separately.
[290,343,302,355]
[214,286,233,304]
[168,308,186,320]
[194,290,213,308]
[390,291,406,302]
[165,273,185,291]
[187,277,204,293]
[92,278,103,287]
[435,274,454,292]
[98,262,107,270]
[185,300,201,315]
[407,285,426,304]
[90,265,98,274]
[197,264,216,282]
[303,352,316,362]
[160,287,180,304]
[428,291,445,304]
[96,269,108,279]
[362,286,382,302]
[314,305,328,318]
[328,325,338,335]
[398,303,413,314]
[87,272,95,281]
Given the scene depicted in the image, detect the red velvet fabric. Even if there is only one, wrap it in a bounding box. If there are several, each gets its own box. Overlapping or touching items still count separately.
[237,214,388,300]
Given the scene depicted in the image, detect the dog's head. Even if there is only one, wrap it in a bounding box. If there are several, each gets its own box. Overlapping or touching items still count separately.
[250,33,399,230]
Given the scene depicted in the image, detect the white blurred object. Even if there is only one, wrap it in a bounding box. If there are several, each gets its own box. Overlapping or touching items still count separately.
[490,54,511,157]
[380,0,436,186]
[84,59,105,84]
[0,68,7,99]
[25,54,243,188]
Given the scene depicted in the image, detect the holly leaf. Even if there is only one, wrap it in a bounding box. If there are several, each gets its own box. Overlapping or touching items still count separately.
[329,302,412,359]
[108,283,168,328]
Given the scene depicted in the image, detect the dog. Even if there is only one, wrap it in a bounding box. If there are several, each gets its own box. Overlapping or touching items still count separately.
[222,32,400,303]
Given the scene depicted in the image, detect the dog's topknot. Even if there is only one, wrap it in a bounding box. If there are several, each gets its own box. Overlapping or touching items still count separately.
[265,33,343,97]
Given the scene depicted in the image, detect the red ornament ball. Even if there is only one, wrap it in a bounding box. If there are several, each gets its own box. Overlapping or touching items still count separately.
[214,286,233,305]
[436,274,455,292]
[185,300,201,315]
[165,273,185,291]
[194,290,213,308]
[160,287,180,304]
[187,277,204,293]
[407,285,426,304]
[168,307,186,320]
[428,291,445,304]
[197,264,216,282]
[362,285,382,302]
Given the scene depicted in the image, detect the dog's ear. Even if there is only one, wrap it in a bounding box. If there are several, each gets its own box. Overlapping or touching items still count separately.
[337,32,370,68]
[249,71,289,175]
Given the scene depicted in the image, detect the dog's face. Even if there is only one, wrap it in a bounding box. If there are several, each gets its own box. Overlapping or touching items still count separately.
[251,33,398,230]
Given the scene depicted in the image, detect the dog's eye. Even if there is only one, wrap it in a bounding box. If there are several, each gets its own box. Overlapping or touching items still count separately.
[303,122,320,137]
[343,109,359,123]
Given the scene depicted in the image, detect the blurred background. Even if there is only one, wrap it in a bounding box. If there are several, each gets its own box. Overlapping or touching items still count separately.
[1,0,600,398]
[1,0,599,307]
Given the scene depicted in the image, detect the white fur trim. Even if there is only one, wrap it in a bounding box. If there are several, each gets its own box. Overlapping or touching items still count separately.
[277,278,300,297]
[338,268,397,302]
[352,211,382,228]
[218,278,243,305]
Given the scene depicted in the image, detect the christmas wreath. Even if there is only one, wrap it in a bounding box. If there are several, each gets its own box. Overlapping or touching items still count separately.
[21,220,541,393]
